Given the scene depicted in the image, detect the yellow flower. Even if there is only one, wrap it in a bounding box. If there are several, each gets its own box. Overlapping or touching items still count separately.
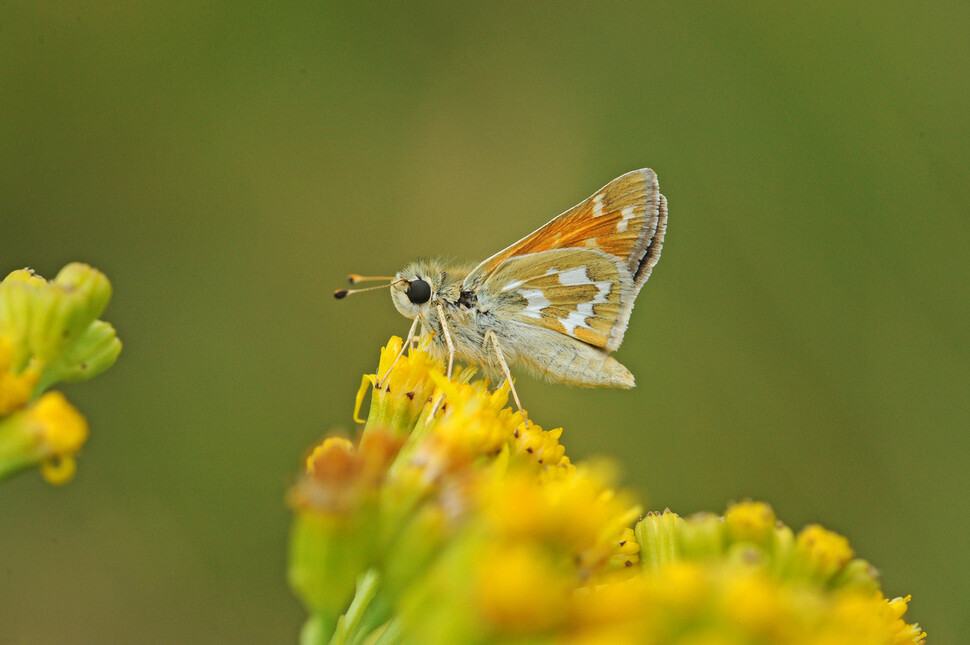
[355,335,439,431]
[473,542,572,636]
[512,420,567,469]
[634,561,926,645]
[725,499,776,546]
[608,527,641,574]
[0,335,39,415]
[795,523,854,583]
[0,264,120,485]
[289,338,927,645]
[293,431,404,515]
[0,391,88,484]
[629,505,925,645]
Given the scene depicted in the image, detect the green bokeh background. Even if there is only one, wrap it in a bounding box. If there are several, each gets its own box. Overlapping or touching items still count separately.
[2,3,967,643]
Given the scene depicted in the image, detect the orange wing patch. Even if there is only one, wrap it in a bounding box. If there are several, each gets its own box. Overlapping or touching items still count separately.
[465,168,664,291]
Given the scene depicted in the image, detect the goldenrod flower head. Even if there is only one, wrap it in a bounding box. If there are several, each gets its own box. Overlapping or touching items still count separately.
[605,526,641,577]
[293,431,404,515]
[633,560,926,645]
[0,264,120,391]
[0,264,120,485]
[288,338,927,645]
[480,464,641,582]
[411,369,519,481]
[628,503,925,645]
[0,391,89,484]
[512,420,567,469]
[725,499,777,546]
[794,523,855,584]
[355,335,440,432]
[473,541,572,636]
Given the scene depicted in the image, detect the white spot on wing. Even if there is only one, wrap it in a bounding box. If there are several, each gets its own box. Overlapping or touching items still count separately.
[518,288,551,319]
[617,206,636,232]
[555,267,613,336]
[557,267,591,286]
[592,194,604,217]
[502,278,524,292]
[560,303,595,334]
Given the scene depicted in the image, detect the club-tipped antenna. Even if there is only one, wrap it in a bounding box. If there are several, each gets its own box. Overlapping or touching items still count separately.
[334,278,405,299]
[347,274,397,284]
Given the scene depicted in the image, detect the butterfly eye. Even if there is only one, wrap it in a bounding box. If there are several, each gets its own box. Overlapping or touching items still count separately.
[406,279,431,304]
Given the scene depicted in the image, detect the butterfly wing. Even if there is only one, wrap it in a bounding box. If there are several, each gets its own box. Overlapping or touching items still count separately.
[464,169,667,352]
[477,247,632,349]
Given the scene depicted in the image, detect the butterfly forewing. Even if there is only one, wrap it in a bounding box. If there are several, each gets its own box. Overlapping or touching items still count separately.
[464,168,664,288]
[463,168,666,353]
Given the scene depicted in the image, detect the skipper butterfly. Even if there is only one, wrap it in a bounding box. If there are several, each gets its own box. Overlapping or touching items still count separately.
[336,168,667,414]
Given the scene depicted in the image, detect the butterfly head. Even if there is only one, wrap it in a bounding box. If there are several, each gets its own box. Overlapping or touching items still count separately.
[389,260,443,319]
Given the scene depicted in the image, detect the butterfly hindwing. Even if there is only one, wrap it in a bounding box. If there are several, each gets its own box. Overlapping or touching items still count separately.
[479,248,633,350]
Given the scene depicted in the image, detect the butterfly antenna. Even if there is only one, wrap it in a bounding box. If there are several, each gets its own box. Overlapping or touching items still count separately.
[347,274,397,284]
[334,278,405,299]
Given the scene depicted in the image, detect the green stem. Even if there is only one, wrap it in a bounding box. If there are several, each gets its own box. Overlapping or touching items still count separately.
[0,416,38,482]
[372,618,403,645]
[330,568,381,645]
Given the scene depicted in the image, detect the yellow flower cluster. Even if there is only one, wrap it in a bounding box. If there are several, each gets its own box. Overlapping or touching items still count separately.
[288,337,926,645]
[0,264,120,484]
[631,503,926,645]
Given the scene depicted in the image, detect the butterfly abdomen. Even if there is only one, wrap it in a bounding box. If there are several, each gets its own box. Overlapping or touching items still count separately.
[494,322,635,388]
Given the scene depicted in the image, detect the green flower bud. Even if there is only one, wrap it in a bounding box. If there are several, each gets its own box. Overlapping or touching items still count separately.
[0,270,43,371]
[35,321,122,392]
[28,263,112,362]
[833,557,881,593]
[634,509,681,571]
[677,512,727,559]
[52,263,112,321]
[725,499,776,546]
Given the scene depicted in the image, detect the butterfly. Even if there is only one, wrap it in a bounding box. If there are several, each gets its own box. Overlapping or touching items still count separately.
[335,168,667,414]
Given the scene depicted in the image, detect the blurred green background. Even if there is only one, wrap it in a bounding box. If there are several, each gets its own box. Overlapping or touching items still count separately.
[2,2,967,643]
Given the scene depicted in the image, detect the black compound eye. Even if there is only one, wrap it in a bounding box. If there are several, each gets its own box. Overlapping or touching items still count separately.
[406,279,431,304]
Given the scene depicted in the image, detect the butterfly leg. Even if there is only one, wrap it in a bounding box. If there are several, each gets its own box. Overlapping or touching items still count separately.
[484,330,528,425]
[435,303,456,379]
[425,304,458,421]
[377,316,420,389]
